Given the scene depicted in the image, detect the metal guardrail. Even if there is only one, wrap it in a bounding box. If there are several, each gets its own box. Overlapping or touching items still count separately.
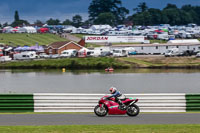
[34,93,186,112]
[0,94,34,112]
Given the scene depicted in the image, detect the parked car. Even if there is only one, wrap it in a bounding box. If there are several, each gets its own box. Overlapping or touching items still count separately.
[164,48,179,57]
[196,52,200,57]
[99,51,112,57]
[39,53,50,58]
[128,51,137,55]
[60,49,77,58]
[50,54,60,59]
[112,49,128,57]
[0,56,12,62]
[87,50,101,57]
[14,51,39,60]
[177,50,196,56]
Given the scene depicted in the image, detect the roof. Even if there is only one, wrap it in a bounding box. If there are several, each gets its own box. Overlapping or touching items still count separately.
[167,39,200,44]
[47,41,70,49]
[47,41,83,49]
[112,43,200,47]
[90,25,112,30]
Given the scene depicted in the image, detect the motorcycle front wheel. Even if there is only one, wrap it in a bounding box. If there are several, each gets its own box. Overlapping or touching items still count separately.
[94,105,108,117]
[126,104,140,117]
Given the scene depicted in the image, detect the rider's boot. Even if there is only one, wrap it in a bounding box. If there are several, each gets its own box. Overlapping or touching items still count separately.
[118,100,126,110]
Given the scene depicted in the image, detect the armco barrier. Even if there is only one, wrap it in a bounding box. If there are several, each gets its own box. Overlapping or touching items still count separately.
[186,94,200,112]
[0,94,34,112]
[1,93,199,113]
[34,93,186,112]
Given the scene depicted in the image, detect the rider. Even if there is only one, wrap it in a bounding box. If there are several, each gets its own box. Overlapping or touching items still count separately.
[106,87,126,109]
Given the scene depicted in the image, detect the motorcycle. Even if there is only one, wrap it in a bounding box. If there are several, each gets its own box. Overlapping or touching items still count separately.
[94,95,140,117]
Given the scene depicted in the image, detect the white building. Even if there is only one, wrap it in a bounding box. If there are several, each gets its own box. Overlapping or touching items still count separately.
[113,43,200,55]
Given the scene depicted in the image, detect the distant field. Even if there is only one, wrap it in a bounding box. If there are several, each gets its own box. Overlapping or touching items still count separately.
[0,33,67,46]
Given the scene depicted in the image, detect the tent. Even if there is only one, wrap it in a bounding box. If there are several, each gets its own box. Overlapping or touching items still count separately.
[14,46,30,51]
[155,29,164,33]
[162,29,168,32]
[38,28,49,33]
[30,46,44,52]
[18,27,37,33]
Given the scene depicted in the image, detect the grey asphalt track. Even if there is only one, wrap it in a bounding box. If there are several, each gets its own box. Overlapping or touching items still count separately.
[0,113,200,126]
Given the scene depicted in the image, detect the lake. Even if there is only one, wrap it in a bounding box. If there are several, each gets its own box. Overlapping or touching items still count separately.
[0,69,200,94]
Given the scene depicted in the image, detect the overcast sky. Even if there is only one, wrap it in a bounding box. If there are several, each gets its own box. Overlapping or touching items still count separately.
[0,0,200,24]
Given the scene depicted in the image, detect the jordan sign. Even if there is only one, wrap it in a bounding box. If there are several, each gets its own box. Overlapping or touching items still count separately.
[85,36,145,43]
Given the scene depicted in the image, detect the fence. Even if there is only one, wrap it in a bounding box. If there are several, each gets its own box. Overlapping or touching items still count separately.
[0,94,34,112]
[0,93,199,112]
[34,93,186,112]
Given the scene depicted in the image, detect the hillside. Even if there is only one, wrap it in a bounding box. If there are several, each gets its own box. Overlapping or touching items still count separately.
[0,33,67,46]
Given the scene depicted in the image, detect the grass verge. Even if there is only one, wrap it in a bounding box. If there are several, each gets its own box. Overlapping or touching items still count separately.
[119,57,200,68]
[0,124,199,133]
[0,57,130,69]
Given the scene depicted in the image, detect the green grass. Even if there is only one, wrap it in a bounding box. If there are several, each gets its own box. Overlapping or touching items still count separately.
[0,57,130,69]
[119,57,200,68]
[72,33,85,39]
[85,43,102,47]
[0,124,199,133]
[150,39,167,44]
[119,57,156,67]
[0,33,67,46]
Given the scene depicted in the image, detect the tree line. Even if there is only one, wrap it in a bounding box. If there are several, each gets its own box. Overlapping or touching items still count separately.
[1,0,200,28]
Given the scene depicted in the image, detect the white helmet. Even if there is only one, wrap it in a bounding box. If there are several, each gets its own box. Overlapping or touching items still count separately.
[109,87,117,94]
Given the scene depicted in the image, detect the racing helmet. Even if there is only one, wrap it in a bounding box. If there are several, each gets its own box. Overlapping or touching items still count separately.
[109,87,117,94]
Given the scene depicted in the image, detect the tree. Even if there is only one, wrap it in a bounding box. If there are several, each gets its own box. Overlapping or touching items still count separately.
[14,10,20,21]
[132,11,151,25]
[88,0,129,25]
[148,8,162,25]
[132,2,150,25]
[164,4,177,10]
[161,8,181,25]
[3,22,8,27]
[82,20,93,28]
[11,11,29,27]
[63,19,72,25]
[94,12,115,25]
[34,20,44,26]
[11,20,29,27]
[46,18,60,25]
[72,15,82,27]
[134,2,148,13]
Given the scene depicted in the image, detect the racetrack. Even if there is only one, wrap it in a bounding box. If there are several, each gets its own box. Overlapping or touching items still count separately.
[0,113,200,126]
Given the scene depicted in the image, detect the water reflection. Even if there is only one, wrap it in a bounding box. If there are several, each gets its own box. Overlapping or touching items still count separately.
[0,69,200,94]
[1,68,200,74]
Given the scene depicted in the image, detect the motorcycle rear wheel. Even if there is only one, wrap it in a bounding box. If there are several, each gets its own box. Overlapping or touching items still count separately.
[94,105,108,117]
[126,104,140,117]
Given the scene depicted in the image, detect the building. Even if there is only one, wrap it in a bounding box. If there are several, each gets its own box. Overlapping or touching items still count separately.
[45,41,83,55]
[112,43,200,55]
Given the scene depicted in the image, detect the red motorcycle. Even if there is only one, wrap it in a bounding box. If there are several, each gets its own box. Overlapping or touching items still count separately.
[94,95,140,117]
